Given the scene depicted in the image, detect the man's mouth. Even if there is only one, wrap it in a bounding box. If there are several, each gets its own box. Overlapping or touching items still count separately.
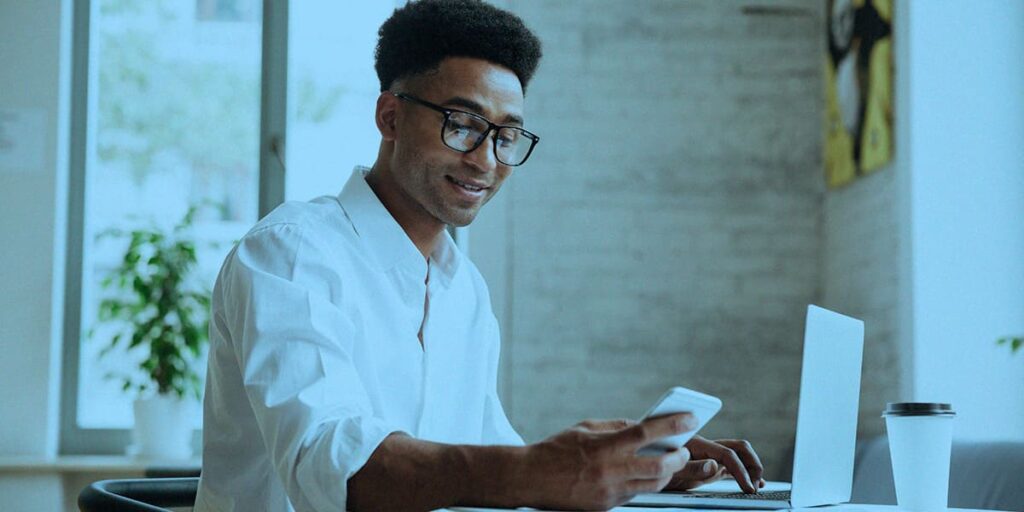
[446,175,489,193]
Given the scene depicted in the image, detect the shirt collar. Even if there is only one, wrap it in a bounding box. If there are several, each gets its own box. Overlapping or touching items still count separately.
[337,167,459,288]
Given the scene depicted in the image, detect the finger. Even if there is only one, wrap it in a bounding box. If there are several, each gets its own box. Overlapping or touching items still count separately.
[707,444,757,493]
[623,448,690,479]
[672,459,721,483]
[578,418,637,433]
[668,463,729,491]
[683,435,714,458]
[685,437,758,493]
[717,439,765,485]
[610,413,695,451]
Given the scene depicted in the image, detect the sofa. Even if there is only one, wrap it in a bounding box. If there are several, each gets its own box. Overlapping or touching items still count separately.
[851,435,1024,511]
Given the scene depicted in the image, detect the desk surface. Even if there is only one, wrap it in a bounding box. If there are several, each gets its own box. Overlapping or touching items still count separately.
[0,454,200,474]
[447,480,995,512]
[450,507,992,512]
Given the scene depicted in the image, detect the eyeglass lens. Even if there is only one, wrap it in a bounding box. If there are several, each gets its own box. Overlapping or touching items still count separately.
[443,111,533,166]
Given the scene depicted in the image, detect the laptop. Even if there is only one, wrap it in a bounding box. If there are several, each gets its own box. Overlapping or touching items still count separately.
[627,304,865,509]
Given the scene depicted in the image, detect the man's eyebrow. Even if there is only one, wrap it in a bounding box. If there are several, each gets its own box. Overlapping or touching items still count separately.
[442,96,524,126]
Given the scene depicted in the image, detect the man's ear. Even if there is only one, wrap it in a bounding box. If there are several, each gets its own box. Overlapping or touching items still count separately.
[375,92,399,142]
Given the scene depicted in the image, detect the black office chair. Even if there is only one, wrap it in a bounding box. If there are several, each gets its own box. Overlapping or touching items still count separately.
[78,477,199,512]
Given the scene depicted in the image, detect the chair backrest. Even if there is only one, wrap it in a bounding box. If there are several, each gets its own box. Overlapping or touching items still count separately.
[78,477,199,512]
[852,435,1024,511]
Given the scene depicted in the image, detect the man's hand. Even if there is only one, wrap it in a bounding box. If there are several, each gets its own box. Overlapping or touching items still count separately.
[665,435,765,493]
[519,413,695,510]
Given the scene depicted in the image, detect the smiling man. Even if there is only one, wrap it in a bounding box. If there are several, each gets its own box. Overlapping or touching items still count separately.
[195,1,763,511]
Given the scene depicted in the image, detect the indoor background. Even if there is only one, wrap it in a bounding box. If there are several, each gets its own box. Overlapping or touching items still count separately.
[1,1,1022,510]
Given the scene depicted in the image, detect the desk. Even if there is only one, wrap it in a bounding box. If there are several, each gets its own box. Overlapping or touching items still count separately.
[447,480,996,512]
[451,507,992,512]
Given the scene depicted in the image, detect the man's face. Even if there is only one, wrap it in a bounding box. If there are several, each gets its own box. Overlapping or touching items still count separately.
[388,57,526,227]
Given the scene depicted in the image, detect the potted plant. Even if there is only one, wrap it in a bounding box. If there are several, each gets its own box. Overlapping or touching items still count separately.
[92,206,212,459]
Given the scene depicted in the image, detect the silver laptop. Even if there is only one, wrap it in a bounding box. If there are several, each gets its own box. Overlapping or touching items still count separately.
[627,305,865,509]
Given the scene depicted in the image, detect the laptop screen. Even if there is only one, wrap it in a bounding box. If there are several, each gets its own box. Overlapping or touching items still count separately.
[789,305,865,507]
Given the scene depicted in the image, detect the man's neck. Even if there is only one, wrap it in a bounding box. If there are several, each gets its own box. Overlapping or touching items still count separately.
[364,165,445,260]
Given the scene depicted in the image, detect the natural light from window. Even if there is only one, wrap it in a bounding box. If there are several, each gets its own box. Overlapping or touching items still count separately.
[77,0,400,431]
[285,1,398,202]
[78,0,262,429]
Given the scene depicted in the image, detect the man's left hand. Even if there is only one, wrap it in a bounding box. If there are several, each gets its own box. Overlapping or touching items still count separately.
[664,435,765,494]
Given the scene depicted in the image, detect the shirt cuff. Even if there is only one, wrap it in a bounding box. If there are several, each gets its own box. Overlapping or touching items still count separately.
[293,415,405,512]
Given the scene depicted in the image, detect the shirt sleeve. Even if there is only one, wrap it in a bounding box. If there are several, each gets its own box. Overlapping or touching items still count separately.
[221,222,400,511]
[480,314,525,446]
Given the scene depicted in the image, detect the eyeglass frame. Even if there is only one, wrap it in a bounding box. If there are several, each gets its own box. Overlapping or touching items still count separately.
[391,92,540,167]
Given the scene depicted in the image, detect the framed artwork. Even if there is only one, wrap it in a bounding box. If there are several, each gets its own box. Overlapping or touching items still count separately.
[824,0,893,188]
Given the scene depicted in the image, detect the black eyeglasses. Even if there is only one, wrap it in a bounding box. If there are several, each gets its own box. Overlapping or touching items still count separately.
[392,92,540,167]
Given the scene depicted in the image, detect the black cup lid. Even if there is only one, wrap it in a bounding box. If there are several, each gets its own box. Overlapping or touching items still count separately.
[882,402,956,417]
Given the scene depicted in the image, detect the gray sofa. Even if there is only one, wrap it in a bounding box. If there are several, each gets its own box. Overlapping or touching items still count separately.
[851,436,1024,511]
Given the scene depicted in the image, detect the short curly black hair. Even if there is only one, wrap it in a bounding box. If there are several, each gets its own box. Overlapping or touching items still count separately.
[375,0,543,94]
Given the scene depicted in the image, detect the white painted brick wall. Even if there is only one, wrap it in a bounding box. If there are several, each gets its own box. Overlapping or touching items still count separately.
[492,0,825,478]
[471,0,900,480]
[822,167,902,443]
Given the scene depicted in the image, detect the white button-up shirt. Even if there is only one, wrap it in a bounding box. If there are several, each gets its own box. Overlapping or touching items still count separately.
[195,168,523,512]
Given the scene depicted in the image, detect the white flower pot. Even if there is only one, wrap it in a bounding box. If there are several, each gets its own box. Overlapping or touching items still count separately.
[131,395,196,459]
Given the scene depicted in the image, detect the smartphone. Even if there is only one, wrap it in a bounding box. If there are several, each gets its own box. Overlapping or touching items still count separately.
[638,386,722,454]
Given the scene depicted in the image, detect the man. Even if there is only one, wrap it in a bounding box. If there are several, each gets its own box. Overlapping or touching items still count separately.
[196,1,764,510]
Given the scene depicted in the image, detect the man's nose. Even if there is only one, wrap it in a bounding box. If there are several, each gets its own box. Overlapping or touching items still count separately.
[462,132,498,173]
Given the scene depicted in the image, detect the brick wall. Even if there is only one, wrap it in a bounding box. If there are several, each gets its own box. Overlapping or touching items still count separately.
[822,168,903,443]
[474,0,826,479]
[471,0,903,481]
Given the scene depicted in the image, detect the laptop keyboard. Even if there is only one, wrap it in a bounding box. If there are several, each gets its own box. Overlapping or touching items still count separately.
[678,490,791,501]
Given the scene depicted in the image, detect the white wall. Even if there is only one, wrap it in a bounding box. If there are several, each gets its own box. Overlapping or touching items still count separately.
[0,0,70,457]
[905,0,1024,440]
[0,0,72,509]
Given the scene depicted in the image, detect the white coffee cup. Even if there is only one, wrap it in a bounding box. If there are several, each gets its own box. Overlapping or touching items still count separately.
[882,402,956,511]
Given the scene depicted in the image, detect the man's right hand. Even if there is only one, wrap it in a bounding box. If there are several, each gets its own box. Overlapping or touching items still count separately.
[519,413,696,510]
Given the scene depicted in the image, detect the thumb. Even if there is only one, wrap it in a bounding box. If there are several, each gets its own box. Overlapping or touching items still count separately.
[670,459,722,488]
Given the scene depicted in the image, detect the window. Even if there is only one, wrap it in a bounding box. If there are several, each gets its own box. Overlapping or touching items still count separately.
[62,0,267,454]
[285,2,398,201]
[62,0,402,455]
[282,2,463,245]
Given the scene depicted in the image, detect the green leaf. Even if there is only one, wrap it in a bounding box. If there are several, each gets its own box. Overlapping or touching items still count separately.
[125,248,140,266]
[129,329,145,349]
[997,336,1023,355]
[97,333,123,359]
[90,204,214,402]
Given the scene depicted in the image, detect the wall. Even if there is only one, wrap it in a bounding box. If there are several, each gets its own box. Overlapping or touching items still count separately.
[0,0,71,510]
[475,0,830,476]
[905,0,1024,439]
[816,0,1024,445]
[479,0,1024,479]
[822,166,903,442]
[820,0,909,440]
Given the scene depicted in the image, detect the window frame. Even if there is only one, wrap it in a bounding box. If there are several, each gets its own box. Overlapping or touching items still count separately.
[58,0,288,455]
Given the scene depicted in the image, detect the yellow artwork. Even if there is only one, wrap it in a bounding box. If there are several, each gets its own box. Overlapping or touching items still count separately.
[824,0,893,188]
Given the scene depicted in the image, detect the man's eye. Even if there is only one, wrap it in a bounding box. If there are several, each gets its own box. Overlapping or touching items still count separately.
[497,133,519,147]
[449,123,480,137]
